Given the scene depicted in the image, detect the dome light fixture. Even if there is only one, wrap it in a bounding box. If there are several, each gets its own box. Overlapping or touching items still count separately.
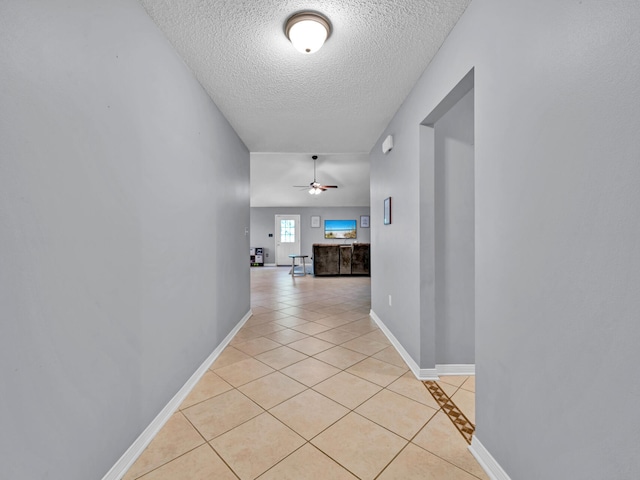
[285,12,331,54]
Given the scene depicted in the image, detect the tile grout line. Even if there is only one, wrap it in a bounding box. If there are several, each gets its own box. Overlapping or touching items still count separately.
[177,406,243,478]
[251,409,367,479]
[390,407,488,480]
[129,410,213,480]
[202,442,241,480]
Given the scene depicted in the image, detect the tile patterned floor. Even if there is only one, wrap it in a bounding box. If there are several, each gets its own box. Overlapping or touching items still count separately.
[124,267,487,480]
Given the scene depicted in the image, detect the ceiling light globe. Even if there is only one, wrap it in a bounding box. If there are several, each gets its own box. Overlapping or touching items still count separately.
[286,13,331,54]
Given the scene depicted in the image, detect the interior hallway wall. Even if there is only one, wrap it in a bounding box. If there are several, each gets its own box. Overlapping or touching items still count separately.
[0,1,250,478]
[370,0,640,478]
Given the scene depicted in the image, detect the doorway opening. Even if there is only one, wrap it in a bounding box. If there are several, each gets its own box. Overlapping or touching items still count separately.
[420,68,475,377]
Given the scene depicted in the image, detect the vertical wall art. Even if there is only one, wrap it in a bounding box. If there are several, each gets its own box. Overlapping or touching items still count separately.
[384,197,392,225]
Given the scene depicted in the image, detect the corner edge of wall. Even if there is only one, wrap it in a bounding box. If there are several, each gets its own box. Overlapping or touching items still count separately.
[369,309,438,380]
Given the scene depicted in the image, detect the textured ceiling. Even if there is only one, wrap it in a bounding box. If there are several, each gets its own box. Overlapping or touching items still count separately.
[138,0,471,206]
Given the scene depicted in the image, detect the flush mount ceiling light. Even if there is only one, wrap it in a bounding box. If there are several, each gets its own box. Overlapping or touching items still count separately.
[285,12,332,54]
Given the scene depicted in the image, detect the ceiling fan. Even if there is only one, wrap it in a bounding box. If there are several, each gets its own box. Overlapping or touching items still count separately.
[293,155,338,195]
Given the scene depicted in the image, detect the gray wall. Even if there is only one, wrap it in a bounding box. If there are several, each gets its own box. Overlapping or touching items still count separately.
[251,207,371,265]
[371,0,640,478]
[0,1,250,479]
[434,89,475,365]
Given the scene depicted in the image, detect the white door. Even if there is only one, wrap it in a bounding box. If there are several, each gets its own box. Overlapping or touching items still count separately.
[275,214,301,265]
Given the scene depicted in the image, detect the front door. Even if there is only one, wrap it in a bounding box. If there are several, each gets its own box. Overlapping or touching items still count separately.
[275,214,301,265]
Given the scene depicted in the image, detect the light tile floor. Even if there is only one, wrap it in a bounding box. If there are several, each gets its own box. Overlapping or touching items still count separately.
[124,267,487,480]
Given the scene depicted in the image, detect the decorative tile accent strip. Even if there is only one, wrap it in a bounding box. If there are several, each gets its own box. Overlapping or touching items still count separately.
[423,381,475,444]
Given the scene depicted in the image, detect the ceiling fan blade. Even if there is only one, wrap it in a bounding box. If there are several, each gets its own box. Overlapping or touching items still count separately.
[294,156,338,192]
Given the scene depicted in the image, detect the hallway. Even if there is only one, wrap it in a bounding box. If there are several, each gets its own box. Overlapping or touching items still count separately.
[124,267,485,479]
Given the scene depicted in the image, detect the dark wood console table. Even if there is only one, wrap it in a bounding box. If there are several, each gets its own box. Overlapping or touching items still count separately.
[312,243,370,276]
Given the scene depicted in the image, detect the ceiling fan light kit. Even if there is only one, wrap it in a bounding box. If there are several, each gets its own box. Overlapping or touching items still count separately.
[285,12,331,54]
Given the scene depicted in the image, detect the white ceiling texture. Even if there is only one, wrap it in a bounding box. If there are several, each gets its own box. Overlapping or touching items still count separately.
[139,0,471,206]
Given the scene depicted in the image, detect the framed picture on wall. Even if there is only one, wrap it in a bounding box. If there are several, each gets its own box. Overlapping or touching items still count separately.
[310,215,321,228]
[384,197,392,225]
[360,215,370,228]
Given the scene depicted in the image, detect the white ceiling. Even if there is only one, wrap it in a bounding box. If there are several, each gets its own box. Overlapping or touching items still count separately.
[138,0,471,206]
[251,153,370,207]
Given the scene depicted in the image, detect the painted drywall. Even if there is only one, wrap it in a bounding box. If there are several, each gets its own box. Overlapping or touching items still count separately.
[250,207,371,265]
[0,1,250,479]
[371,0,640,478]
[434,88,475,365]
[370,134,422,363]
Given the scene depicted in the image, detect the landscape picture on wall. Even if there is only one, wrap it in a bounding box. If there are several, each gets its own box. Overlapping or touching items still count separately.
[324,219,357,239]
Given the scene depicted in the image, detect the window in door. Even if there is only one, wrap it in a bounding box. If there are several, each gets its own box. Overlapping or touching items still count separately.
[280,219,296,243]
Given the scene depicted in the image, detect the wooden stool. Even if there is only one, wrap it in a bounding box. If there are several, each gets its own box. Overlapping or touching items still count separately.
[288,254,309,276]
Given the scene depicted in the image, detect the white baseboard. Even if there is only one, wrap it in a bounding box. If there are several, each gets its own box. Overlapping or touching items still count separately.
[436,364,475,376]
[417,368,439,380]
[369,310,438,381]
[368,311,476,381]
[469,436,512,480]
[102,309,253,480]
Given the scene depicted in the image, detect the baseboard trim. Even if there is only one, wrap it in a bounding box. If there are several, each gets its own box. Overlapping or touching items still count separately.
[469,436,512,480]
[369,310,438,381]
[102,309,252,480]
[417,368,439,380]
[436,364,475,376]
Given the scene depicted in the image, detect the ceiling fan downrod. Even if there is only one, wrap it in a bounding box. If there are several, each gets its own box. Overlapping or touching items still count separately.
[292,155,339,194]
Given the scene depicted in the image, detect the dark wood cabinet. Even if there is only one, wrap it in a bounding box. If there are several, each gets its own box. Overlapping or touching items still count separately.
[313,243,370,276]
[351,243,370,275]
[312,244,339,275]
